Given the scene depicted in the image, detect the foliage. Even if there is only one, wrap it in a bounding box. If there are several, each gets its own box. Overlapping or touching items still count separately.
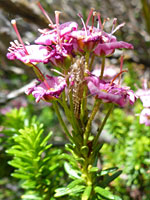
[101,101,150,199]
[54,144,122,200]
[0,108,66,200]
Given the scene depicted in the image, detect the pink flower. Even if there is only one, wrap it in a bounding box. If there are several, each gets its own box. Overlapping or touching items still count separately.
[140,108,150,126]
[94,40,133,57]
[25,75,66,102]
[48,43,73,67]
[136,89,150,108]
[35,22,78,45]
[85,75,136,107]
[7,41,51,64]
[69,29,102,53]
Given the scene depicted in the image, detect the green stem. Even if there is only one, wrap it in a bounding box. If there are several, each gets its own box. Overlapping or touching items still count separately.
[83,100,101,145]
[52,101,73,142]
[93,103,114,147]
[80,52,90,124]
[100,56,105,79]
[58,92,83,147]
[89,54,95,71]
[62,91,83,135]
[85,52,90,70]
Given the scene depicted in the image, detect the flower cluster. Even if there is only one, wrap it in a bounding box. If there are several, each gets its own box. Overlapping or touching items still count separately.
[137,81,150,126]
[7,6,136,108]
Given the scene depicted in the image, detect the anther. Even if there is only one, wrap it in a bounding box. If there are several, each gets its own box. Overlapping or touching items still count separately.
[78,13,88,37]
[111,22,125,35]
[97,12,102,30]
[102,17,110,31]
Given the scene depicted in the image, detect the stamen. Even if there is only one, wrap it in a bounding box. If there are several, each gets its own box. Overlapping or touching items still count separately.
[86,8,94,27]
[78,13,87,37]
[110,69,128,86]
[91,11,97,32]
[37,2,54,27]
[50,68,65,77]
[8,49,13,52]
[111,22,125,35]
[102,17,110,31]
[55,11,62,48]
[10,41,16,48]
[97,12,102,30]
[111,18,117,35]
[14,40,20,46]
[11,20,28,55]
[25,41,30,45]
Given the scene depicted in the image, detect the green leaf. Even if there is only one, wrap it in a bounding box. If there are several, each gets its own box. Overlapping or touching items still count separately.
[64,162,81,179]
[100,170,122,187]
[11,172,30,179]
[81,146,89,157]
[94,186,115,200]
[21,192,42,200]
[82,186,92,200]
[54,187,69,197]
[21,180,37,189]
[88,167,99,173]
[55,185,85,197]
[40,131,52,147]
[100,167,118,176]
[67,179,84,189]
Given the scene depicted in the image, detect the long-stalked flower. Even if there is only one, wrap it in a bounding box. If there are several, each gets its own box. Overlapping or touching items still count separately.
[6,20,52,64]
[7,41,51,64]
[69,10,102,53]
[85,75,136,107]
[94,40,133,57]
[93,17,134,56]
[68,10,133,55]
[35,11,77,67]
[35,21,78,45]
[25,75,66,102]
[140,108,150,126]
